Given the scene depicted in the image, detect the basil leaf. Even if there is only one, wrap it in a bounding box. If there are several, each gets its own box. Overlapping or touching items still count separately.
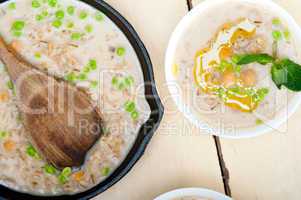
[271,59,301,91]
[236,54,275,65]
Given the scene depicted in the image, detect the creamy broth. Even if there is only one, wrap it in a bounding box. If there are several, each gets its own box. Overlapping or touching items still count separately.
[172,0,301,134]
[0,0,150,195]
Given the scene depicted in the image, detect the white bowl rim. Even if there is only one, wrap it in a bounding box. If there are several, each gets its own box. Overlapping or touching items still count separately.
[154,187,232,200]
[165,0,301,139]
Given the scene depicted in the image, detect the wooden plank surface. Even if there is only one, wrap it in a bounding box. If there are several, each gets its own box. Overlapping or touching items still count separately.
[94,0,224,199]
[191,0,301,199]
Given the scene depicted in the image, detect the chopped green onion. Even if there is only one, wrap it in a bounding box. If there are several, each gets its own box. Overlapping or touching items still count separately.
[79,11,88,20]
[95,12,104,21]
[32,0,41,8]
[90,80,98,88]
[65,72,76,83]
[131,110,139,120]
[55,10,65,20]
[12,31,22,37]
[52,20,62,28]
[256,119,263,125]
[83,65,90,73]
[0,131,8,139]
[66,21,74,29]
[35,14,44,21]
[44,164,57,175]
[8,2,16,10]
[67,6,75,15]
[116,47,126,56]
[284,29,291,41]
[26,144,41,159]
[58,174,68,184]
[101,167,110,176]
[77,73,87,81]
[117,82,125,90]
[124,76,134,86]
[71,32,82,40]
[272,18,281,26]
[11,20,25,31]
[272,30,282,41]
[42,10,49,17]
[48,0,57,7]
[34,52,41,59]
[6,80,14,90]
[61,167,72,176]
[234,65,242,73]
[124,101,135,113]
[111,76,119,86]
[231,55,241,64]
[85,24,93,33]
[88,59,97,70]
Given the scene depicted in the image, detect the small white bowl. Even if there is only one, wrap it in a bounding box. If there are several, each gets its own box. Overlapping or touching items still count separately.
[165,0,301,138]
[154,188,232,200]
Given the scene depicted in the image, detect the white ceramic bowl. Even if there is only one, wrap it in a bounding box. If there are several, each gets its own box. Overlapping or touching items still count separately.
[165,0,301,138]
[154,188,232,200]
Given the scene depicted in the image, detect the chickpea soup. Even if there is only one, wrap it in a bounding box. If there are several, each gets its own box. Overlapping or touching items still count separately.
[169,0,301,135]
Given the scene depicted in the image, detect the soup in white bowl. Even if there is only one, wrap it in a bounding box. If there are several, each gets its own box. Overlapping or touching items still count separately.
[166,0,301,138]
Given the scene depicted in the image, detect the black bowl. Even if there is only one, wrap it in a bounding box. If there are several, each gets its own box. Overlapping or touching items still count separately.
[0,0,164,199]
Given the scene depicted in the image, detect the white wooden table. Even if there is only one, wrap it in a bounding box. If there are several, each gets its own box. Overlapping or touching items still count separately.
[95,0,301,199]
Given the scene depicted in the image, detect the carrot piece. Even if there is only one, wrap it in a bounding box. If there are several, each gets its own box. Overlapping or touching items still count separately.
[3,140,16,152]
[0,91,9,102]
[73,171,84,182]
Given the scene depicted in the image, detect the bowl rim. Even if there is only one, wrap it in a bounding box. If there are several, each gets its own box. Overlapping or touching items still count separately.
[154,187,232,200]
[165,0,301,139]
[0,0,164,199]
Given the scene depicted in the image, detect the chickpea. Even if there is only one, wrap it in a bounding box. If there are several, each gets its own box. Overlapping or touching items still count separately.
[240,68,257,87]
[220,70,236,88]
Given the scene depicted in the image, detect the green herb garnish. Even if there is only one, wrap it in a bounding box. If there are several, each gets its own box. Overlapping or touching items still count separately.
[65,72,76,83]
[36,14,44,21]
[58,167,72,184]
[95,12,104,21]
[6,80,14,90]
[77,73,87,81]
[71,32,82,40]
[88,59,97,70]
[124,101,136,113]
[67,6,75,15]
[90,80,98,88]
[11,20,25,31]
[79,11,88,19]
[44,164,57,175]
[236,54,275,65]
[271,59,301,91]
[55,10,65,20]
[131,110,139,120]
[0,131,8,139]
[48,0,57,7]
[85,24,93,33]
[32,0,41,8]
[272,18,281,26]
[52,20,62,28]
[8,2,16,10]
[26,144,41,159]
[234,53,301,92]
[101,167,110,176]
[272,30,282,41]
[284,29,291,41]
[116,47,126,56]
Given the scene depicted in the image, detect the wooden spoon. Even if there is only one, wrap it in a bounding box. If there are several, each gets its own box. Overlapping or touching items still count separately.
[0,37,103,169]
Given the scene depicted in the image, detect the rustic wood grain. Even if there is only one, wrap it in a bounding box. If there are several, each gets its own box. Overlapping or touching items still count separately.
[94,0,225,199]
